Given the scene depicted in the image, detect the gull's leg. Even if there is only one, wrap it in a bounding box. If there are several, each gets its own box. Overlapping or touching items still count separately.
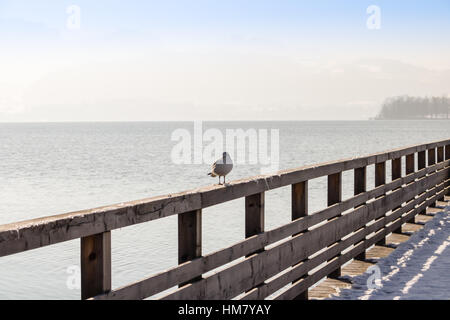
[224,176,226,184]
[218,176,222,185]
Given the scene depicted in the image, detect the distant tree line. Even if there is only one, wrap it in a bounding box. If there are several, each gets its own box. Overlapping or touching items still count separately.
[376,96,450,120]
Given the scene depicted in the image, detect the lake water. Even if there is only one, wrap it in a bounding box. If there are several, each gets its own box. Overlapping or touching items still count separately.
[0,121,449,299]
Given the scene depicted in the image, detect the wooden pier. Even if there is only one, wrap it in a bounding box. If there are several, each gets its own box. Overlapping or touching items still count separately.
[0,139,449,300]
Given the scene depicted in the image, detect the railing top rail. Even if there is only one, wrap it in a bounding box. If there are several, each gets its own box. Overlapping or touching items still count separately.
[0,138,449,257]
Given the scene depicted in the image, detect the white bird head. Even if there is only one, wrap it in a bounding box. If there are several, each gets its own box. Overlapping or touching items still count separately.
[222,152,232,164]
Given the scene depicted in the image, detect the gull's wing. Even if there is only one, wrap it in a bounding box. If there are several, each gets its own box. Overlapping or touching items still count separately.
[209,161,218,177]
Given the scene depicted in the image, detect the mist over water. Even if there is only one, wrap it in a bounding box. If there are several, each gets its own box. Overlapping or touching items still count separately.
[0,120,449,299]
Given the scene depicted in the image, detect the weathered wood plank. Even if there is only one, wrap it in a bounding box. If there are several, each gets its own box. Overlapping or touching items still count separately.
[179,210,202,285]
[292,182,308,221]
[386,233,410,247]
[341,259,374,277]
[245,193,265,239]
[179,210,202,264]
[391,157,403,234]
[417,151,427,215]
[428,148,436,166]
[437,147,444,163]
[418,151,426,170]
[415,214,433,225]
[404,153,416,224]
[291,181,308,300]
[309,278,351,300]
[402,223,423,235]
[375,161,386,187]
[392,158,402,181]
[406,154,415,175]
[374,161,387,246]
[354,166,367,261]
[354,167,367,196]
[327,172,342,278]
[366,245,395,261]
[245,192,265,289]
[81,232,111,300]
[437,147,445,199]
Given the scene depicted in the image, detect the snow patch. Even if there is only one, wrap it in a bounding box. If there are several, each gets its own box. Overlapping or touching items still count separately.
[332,206,450,300]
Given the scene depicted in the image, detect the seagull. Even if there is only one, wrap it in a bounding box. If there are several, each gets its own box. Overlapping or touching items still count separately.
[208,152,233,185]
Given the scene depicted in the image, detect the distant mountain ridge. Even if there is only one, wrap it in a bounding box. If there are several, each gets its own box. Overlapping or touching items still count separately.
[375,96,450,120]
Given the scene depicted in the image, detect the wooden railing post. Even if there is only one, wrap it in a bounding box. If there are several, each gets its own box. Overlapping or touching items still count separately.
[405,154,416,222]
[292,182,308,222]
[392,158,402,181]
[437,147,445,200]
[446,145,450,196]
[81,232,111,300]
[392,158,403,234]
[245,192,265,289]
[418,151,426,170]
[291,181,308,300]
[428,148,436,207]
[406,154,415,174]
[417,151,427,214]
[178,209,202,285]
[437,147,444,163]
[327,172,342,279]
[375,162,387,245]
[354,167,367,261]
[428,148,436,166]
[245,193,265,240]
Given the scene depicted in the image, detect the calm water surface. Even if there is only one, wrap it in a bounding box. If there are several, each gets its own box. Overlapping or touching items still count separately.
[0,121,449,299]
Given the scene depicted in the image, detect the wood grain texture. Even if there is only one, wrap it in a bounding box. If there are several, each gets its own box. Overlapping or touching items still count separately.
[406,154,415,175]
[437,147,444,163]
[418,151,426,170]
[327,172,342,278]
[291,181,309,300]
[428,148,436,166]
[178,210,202,285]
[81,232,111,300]
[391,157,403,234]
[292,182,308,221]
[354,166,367,261]
[245,193,265,239]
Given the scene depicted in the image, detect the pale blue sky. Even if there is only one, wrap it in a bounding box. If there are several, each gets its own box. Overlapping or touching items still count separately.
[1,1,450,47]
[1,1,450,121]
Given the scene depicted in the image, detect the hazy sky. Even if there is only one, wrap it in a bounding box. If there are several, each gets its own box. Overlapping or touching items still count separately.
[1,0,450,121]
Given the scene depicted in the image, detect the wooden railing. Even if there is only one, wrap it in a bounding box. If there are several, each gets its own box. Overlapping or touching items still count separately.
[0,139,449,300]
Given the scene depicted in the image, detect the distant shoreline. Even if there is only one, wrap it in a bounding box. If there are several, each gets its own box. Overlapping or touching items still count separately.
[2,119,450,124]
[371,117,450,121]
